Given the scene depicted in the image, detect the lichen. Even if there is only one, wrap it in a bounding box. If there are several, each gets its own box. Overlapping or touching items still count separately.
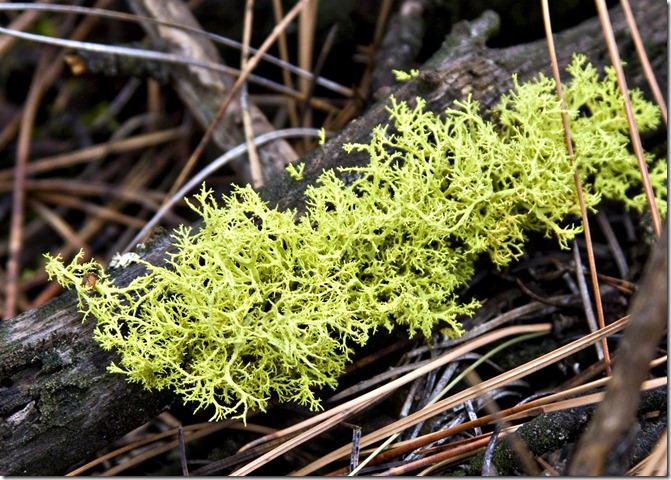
[393,68,420,81]
[45,54,666,421]
[285,162,305,181]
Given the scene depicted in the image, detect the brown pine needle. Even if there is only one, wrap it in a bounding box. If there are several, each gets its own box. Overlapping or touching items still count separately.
[541,0,610,374]
[594,0,662,237]
[293,318,628,475]
[618,0,667,125]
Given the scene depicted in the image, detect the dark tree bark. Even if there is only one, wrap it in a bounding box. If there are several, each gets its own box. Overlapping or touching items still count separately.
[0,0,666,475]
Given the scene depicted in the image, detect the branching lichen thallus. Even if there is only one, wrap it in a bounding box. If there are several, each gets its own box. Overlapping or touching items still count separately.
[46,54,666,422]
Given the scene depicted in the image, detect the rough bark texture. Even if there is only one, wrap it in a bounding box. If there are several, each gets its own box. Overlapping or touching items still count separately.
[0,235,176,476]
[0,0,666,475]
[127,0,299,184]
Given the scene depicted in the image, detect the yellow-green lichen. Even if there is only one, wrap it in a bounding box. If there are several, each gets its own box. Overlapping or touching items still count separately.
[285,162,305,181]
[393,68,420,81]
[45,54,666,421]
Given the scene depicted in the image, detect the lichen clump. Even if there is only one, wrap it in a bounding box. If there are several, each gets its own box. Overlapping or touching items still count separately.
[45,54,666,421]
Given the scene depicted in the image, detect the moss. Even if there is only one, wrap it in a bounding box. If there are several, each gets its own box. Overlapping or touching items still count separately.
[468,405,595,475]
[45,54,666,422]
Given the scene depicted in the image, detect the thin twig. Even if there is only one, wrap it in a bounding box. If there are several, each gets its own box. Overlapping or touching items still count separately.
[349,425,362,474]
[247,325,553,476]
[178,426,189,476]
[356,0,395,97]
[0,3,353,98]
[595,210,629,278]
[569,224,668,475]
[417,434,495,476]
[300,23,338,129]
[572,240,603,361]
[123,128,324,253]
[297,0,317,106]
[34,192,147,229]
[0,0,52,58]
[292,319,625,475]
[152,0,312,236]
[90,77,143,131]
[271,0,299,128]
[377,431,502,476]
[0,127,186,181]
[28,199,89,252]
[411,295,580,355]
[350,331,546,476]
[328,373,665,475]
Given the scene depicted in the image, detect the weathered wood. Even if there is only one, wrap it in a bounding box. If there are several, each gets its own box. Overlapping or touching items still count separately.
[0,234,176,476]
[0,0,666,475]
[127,0,299,185]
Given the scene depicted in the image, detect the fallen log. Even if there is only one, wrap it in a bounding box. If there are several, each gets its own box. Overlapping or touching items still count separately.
[0,0,666,474]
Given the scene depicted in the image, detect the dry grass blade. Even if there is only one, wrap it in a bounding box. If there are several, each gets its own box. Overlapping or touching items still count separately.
[594,0,663,237]
[28,199,88,252]
[424,294,580,352]
[297,0,317,138]
[327,358,430,404]
[232,324,551,475]
[299,23,338,140]
[541,0,610,373]
[618,0,667,125]
[65,421,235,476]
[0,128,186,181]
[122,127,323,253]
[5,179,165,211]
[4,50,50,319]
[271,0,299,128]
[376,377,667,476]
[349,330,547,475]
[142,0,312,246]
[0,3,353,98]
[94,422,274,476]
[383,432,496,476]
[241,326,551,456]
[324,371,666,476]
[240,0,263,188]
[292,318,628,475]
